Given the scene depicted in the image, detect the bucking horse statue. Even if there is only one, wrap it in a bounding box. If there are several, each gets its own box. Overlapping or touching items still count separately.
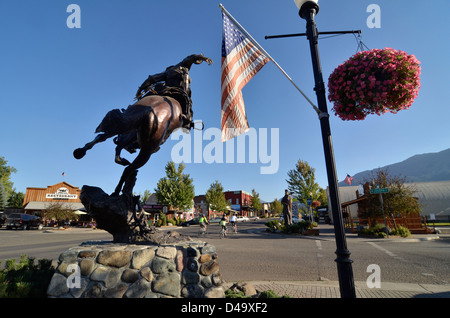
[73,54,213,243]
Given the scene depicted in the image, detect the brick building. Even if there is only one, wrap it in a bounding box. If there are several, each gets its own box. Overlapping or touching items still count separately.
[224,190,253,217]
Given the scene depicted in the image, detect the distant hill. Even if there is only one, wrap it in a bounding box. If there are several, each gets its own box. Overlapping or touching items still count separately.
[339,148,450,186]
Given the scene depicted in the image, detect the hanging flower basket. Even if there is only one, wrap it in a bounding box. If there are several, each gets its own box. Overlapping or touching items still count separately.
[327,48,421,121]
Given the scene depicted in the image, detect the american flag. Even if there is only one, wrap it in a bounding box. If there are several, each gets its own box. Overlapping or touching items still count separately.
[344,174,354,185]
[221,12,269,142]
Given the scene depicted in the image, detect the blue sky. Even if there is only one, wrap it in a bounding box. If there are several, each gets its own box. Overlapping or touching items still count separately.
[1,0,449,203]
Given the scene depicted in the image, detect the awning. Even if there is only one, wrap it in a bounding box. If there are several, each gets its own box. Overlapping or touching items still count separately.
[24,201,85,210]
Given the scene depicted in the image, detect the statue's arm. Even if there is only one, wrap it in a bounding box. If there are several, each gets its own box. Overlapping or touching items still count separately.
[178,54,213,70]
[135,72,166,99]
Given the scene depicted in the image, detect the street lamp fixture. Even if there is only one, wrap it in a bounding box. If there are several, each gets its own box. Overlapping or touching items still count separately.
[292,0,356,298]
[294,0,319,18]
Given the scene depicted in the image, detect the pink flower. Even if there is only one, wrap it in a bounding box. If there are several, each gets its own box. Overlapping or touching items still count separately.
[328,48,421,121]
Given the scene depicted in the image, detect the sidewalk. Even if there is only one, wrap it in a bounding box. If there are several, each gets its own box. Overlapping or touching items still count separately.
[225,224,449,298]
[224,280,450,298]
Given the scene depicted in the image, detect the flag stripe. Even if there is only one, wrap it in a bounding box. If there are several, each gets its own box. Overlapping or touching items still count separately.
[221,56,267,127]
[221,12,269,142]
[221,43,268,109]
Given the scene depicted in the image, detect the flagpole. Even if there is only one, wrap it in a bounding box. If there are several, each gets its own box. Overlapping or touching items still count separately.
[219,4,320,116]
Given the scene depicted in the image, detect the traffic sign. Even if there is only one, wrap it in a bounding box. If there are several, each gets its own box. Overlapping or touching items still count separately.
[370,188,389,194]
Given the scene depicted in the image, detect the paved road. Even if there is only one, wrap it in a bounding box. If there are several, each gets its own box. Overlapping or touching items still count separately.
[1,220,449,298]
[0,227,112,265]
[180,220,450,286]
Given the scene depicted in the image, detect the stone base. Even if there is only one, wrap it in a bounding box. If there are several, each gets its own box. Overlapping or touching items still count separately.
[47,240,225,298]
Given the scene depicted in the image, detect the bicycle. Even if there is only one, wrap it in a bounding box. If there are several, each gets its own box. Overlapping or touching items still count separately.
[198,225,207,237]
[219,226,228,239]
[230,222,237,234]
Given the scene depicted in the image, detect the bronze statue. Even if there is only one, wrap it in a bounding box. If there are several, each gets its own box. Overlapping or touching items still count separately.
[74,54,212,197]
[281,189,293,227]
[73,54,212,243]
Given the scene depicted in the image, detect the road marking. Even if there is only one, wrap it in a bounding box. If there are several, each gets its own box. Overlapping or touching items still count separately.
[367,242,397,257]
[315,240,322,250]
[314,240,326,281]
[367,242,406,262]
[421,273,435,277]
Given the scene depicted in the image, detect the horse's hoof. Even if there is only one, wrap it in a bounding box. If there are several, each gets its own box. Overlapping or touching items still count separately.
[73,148,86,159]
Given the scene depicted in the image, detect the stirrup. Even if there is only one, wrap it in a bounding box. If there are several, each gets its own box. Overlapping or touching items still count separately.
[191,120,205,131]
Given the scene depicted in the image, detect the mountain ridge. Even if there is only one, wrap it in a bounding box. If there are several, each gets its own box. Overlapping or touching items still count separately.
[339,148,450,186]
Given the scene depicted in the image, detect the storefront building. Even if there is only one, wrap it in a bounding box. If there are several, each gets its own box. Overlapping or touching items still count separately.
[224,190,253,217]
[23,182,86,225]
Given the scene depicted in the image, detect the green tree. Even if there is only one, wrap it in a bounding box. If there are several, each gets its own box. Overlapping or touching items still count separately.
[270,199,282,215]
[0,183,8,210]
[139,189,152,206]
[317,188,328,206]
[43,202,77,226]
[0,156,17,204]
[205,180,228,213]
[250,189,262,215]
[286,160,324,206]
[155,161,195,212]
[7,191,24,209]
[360,168,422,224]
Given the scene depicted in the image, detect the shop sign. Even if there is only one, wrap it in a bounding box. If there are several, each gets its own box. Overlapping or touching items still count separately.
[46,187,78,200]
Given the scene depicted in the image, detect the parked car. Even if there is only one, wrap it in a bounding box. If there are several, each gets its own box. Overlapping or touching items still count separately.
[5,213,43,230]
[279,215,301,224]
[236,216,249,222]
[181,218,199,227]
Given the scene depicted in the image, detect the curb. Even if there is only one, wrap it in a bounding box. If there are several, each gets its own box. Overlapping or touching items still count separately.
[224,280,450,298]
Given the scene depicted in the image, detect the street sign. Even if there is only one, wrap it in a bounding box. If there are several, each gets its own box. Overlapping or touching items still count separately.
[370,188,389,194]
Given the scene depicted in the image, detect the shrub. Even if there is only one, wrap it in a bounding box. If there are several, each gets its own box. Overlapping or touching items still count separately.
[358,223,390,238]
[225,289,246,298]
[391,225,411,237]
[225,288,290,298]
[265,220,313,234]
[265,220,283,232]
[258,289,291,298]
[284,221,311,234]
[0,255,55,298]
[156,212,168,227]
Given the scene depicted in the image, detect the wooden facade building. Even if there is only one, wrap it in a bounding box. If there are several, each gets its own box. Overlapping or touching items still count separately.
[23,182,84,215]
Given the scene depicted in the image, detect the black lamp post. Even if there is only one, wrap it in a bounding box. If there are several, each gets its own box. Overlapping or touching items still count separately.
[294,0,356,298]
